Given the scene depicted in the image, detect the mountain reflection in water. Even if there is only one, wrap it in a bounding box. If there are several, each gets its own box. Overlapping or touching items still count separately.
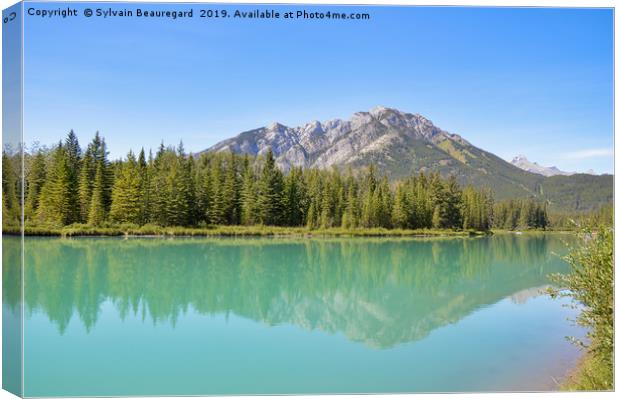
[3,234,573,349]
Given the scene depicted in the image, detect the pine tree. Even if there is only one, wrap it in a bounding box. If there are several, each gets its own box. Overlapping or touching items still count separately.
[306,201,317,229]
[2,152,20,227]
[208,156,226,225]
[78,149,94,221]
[392,183,409,229]
[88,162,106,226]
[64,130,82,223]
[65,130,81,164]
[165,144,191,226]
[282,166,305,226]
[222,153,241,224]
[432,205,442,229]
[319,182,333,228]
[98,136,113,213]
[376,177,392,228]
[341,182,359,229]
[520,200,534,229]
[360,165,380,228]
[240,161,257,225]
[24,151,46,221]
[138,148,149,224]
[150,144,170,226]
[442,175,463,229]
[79,132,111,222]
[360,189,374,228]
[109,151,143,224]
[256,149,283,225]
[185,154,197,225]
[36,144,72,226]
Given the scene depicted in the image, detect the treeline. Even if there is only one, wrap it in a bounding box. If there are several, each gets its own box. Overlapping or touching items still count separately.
[548,203,613,230]
[3,131,555,232]
[493,199,550,230]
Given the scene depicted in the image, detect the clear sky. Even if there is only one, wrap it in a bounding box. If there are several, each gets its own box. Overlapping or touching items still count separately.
[22,3,613,173]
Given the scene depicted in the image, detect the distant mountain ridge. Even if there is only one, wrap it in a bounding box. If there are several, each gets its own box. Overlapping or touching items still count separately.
[510,155,594,177]
[209,106,474,172]
[206,106,612,211]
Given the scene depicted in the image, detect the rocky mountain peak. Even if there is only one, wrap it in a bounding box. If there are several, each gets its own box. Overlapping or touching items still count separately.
[512,154,529,163]
[368,105,399,118]
[207,106,473,172]
[510,155,574,177]
[201,107,612,208]
[267,122,288,132]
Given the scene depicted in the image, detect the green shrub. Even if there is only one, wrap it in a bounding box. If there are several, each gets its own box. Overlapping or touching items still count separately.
[549,227,614,390]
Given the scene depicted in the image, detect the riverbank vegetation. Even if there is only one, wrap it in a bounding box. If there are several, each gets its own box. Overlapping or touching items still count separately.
[5,130,612,236]
[549,227,614,391]
[2,223,487,238]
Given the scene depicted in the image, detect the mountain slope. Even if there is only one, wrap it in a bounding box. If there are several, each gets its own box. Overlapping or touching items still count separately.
[206,106,612,210]
[540,174,613,211]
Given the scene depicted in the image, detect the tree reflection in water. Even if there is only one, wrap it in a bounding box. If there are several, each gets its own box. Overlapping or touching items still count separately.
[3,234,573,349]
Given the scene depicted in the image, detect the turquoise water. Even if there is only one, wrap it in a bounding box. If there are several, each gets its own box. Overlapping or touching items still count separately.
[3,234,584,395]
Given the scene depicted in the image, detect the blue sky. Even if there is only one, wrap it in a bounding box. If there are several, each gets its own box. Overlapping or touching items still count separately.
[23,3,613,173]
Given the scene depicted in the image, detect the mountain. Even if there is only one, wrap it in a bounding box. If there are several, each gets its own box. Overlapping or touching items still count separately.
[206,106,612,210]
[510,155,573,177]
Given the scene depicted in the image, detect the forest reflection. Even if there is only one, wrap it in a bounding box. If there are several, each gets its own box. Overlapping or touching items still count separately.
[3,235,572,348]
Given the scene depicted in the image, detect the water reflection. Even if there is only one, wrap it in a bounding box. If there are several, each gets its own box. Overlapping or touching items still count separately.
[4,234,573,348]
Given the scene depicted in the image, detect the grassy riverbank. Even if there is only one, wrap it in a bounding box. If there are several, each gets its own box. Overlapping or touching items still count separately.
[491,229,575,235]
[562,350,613,390]
[3,224,490,238]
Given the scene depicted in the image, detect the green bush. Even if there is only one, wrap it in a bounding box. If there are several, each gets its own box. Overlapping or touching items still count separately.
[549,227,614,390]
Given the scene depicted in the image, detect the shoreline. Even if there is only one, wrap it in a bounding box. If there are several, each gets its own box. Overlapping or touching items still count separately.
[557,344,613,391]
[2,225,498,238]
[1,225,573,239]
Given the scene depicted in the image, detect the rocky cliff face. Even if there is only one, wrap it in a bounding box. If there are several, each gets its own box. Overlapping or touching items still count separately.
[208,106,471,172]
[205,106,612,208]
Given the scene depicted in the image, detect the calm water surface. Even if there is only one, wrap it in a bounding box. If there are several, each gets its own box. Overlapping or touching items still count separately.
[3,234,584,395]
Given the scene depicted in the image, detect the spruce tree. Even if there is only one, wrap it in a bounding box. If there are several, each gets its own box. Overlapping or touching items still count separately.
[432,205,442,229]
[392,183,409,229]
[282,166,305,226]
[185,154,197,225]
[196,155,212,224]
[109,151,142,224]
[25,151,46,221]
[36,143,72,226]
[306,202,317,229]
[138,148,149,224]
[319,183,333,228]
[149,144,170,226]
[164,144,191,226]
[376,177,392,228]
[222,153,241,225]
[64,130,82,223]
[256,149,283,225]
[88,162,106,226]
[341,183,358,229]
[100,138,114,212]
[2,152,20,227]
[78,149,94,221]
[80,132,111,221]
[208,156,226,225]
[240,155,257,225]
